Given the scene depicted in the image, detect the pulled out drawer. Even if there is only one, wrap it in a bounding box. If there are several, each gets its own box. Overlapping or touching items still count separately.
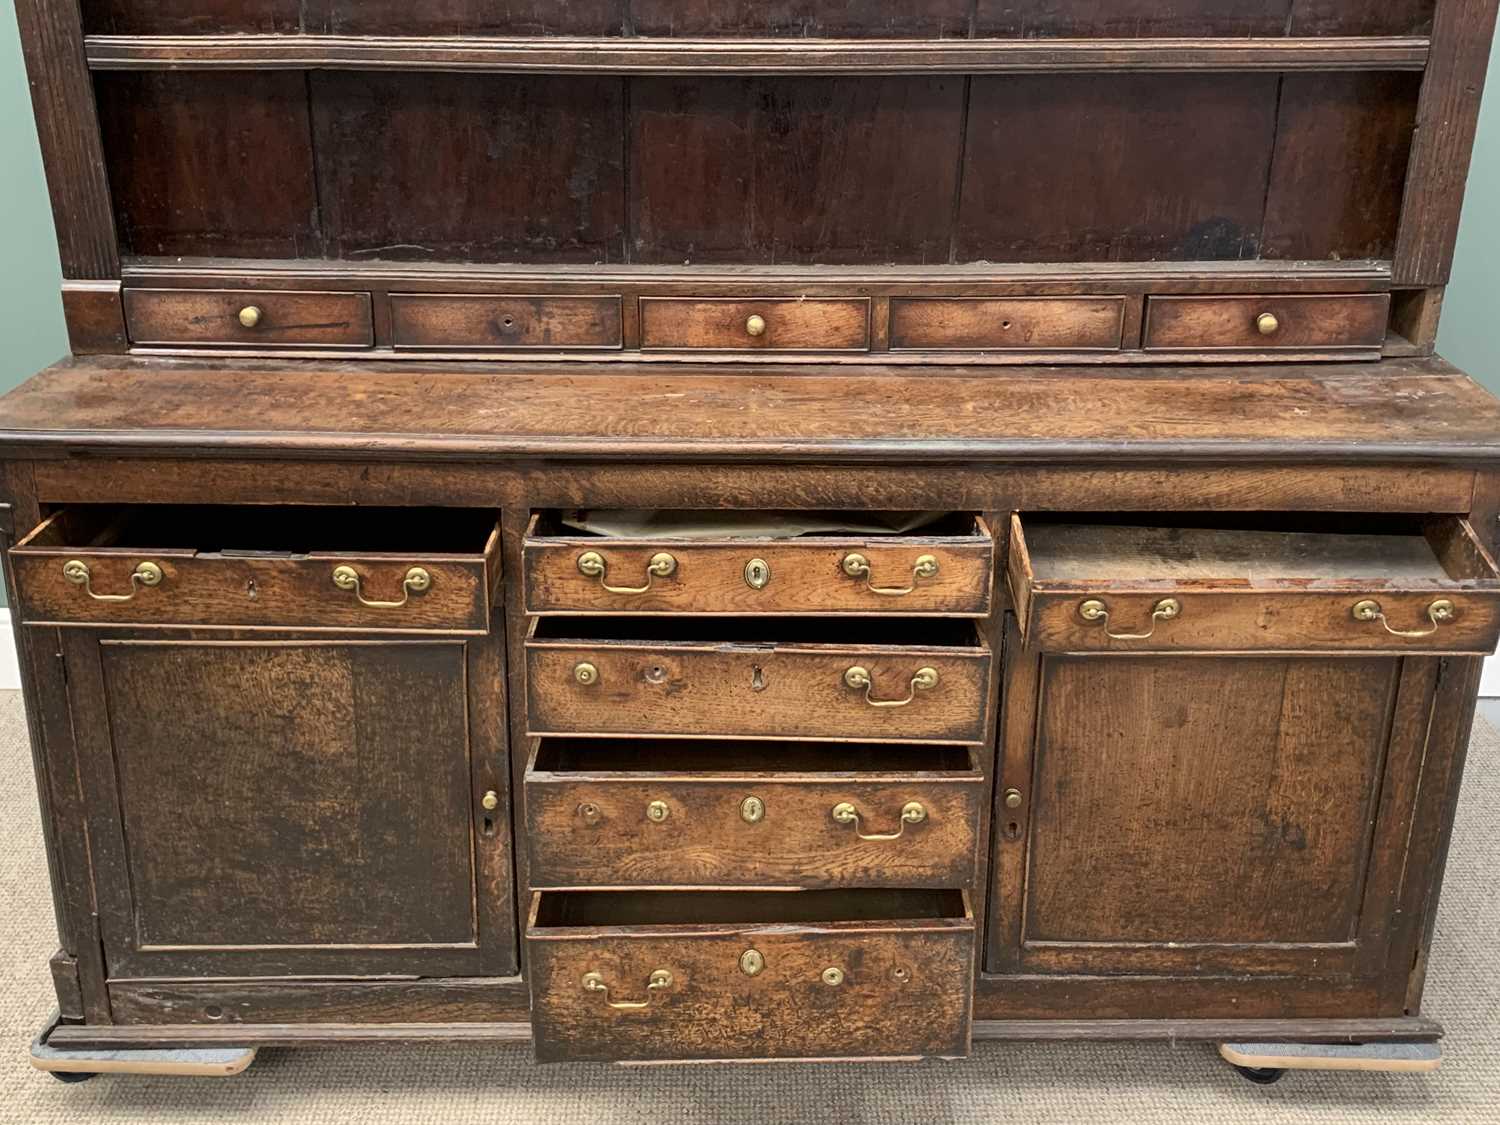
[1143,294,1389,353]
[525,739,982,889]
[526,617,992,743]
[528,889,974,1062]
[124,289,374,348]
[11,506,500,633]
[523,511,994,616]
[1008,514,1500,654]
[640,298,871,351]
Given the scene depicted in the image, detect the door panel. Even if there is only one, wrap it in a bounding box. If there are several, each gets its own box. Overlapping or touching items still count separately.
[68,633,516,980]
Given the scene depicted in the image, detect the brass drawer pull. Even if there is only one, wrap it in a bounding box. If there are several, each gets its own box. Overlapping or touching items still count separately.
[331,565,431,609]
[843,665,939,707]
[746,314,767,337]
[1256,312,1280,336]
[831,800,927,841]
[840,552,940,597]
[238,305,263,329]
[581,969,673,1010]
[577,550,677,595]
[1352,598,1455,639]
[62,559,163,602]
[1078,597,1181,640]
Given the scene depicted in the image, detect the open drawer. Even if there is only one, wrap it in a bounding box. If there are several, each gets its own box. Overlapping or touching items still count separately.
[525,617,992,743]
[525,739,983,889]
[527,889,974,1063]
[10,506,500,633]
[523,511,994,616]
[1007,514,1500,654]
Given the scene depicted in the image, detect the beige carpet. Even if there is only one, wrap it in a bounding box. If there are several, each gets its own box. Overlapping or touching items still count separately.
[1,689,1496,1124]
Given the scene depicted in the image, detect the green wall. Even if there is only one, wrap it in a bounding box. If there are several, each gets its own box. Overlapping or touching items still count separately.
[0,18,1496,390]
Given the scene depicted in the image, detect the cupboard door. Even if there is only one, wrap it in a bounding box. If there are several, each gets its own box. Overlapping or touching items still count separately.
[65,633,515,980]
[989,637,1441,978]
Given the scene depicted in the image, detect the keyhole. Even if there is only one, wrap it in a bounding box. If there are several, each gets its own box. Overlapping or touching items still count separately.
[751,665,767,692]
[646,665,668,685]
[245,578,258,601]
[1004,820,1021,841]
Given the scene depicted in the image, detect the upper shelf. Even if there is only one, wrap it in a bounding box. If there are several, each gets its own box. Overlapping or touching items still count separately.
[83,35,1432,74]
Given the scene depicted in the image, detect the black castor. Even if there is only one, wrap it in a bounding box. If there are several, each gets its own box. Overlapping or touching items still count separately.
[48,1070,98,1084]
[1232,1064,1287,1086]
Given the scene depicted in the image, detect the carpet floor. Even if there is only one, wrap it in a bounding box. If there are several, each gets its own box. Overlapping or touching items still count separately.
[1,689,1495,1124]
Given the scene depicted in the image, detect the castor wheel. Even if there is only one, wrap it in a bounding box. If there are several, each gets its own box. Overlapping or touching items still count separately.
[1232,1064,1287,1086]
[48,1070,98,1084]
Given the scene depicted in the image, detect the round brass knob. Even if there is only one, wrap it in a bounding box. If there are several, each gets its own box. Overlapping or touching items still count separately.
[238,305,263,329]
[745,314,767,337]
[573,662,599,686]
[1256,312,1280,336]
[481,790,500,811]
[646,800,670,824]
[1004,788,1023,810]
[821,967,845,987]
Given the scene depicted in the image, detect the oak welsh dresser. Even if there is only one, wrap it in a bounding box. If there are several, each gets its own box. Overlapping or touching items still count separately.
[7,0,1500,1084]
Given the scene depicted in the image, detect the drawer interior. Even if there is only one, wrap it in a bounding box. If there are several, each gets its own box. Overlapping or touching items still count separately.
[531,738,976,774]
[1021,513,1499,586]
[530,615,984,646]
[533,889,968,929]
[533,509,981,541]
[19,505,498,557]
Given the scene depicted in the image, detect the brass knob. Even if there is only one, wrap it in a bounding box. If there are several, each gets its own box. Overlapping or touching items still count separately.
[646,800,670,823]
[745,314,767,337]
[573,662,599,685]
[740,795,766,824]
[1004,788,1023,810]
[821,967,845,987]
[1256,312,1280,336]
[740,949,765,976]
[481,790,499,811]
[238,305,263,329]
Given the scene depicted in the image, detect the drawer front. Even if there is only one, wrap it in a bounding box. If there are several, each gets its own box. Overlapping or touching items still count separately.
[1143,294,1389,352]
[640,298,871,351]
[529,906,973,1062]
[124,289,375,348]
[889,297,1125,351]
[527,641,991,743]
[390,294,623,350]
[524,529,994,616]
[526,773,983,889]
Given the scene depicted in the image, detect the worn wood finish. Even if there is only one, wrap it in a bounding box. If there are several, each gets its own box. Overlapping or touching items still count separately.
[889,298,1126,352]
[1144,294,1390,352]
[61,281,128,355]
[631,1,971,37]
[639,298,872,351]
[522,513,994,616]
[391,295,623,351]
[525,740,983,888]
[309,1,623,36]
[11,510,499,634]
[1009,516,1500,654]
[123,289,375,349]
[527,890,974,1062]
[526,622,992,743]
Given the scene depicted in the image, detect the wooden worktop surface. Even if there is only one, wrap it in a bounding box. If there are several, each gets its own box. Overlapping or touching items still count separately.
[0,356,1496,463]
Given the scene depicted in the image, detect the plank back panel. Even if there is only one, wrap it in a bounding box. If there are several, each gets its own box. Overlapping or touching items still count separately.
[631,1,971,36]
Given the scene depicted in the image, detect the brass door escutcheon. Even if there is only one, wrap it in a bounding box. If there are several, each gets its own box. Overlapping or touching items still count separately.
[331,565,431,609]
[821,967,845,987]
[1078,597,1180,640]
[577,550,677,595]
[646,800,670,823]
[62,559,163,603]
[743,557,772,590]
[740,949,765,976]
[843,665,939,707]
[840,552,940,597]
[831,800,927,841]
[1352,598,1455,639]
[581,969,673,1010]
[740,795,766,824]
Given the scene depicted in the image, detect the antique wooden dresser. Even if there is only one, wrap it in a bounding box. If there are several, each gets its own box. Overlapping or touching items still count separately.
[7,0,1500,1084]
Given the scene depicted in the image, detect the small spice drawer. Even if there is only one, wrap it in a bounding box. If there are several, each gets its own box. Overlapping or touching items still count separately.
[640,298,871,351]
[1143,294,1390,352]
[10,506,500,633]
[525,617,992,744]
[390,294,623,350]
[525,739,983,889]
[527,889,974,1063]
[1007,513,1500,654]
[889,297,1126,351]
[522,512,994,616]
[123,289,374,348]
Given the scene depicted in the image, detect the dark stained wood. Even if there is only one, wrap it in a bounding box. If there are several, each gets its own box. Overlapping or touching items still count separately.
[973,1,1289,37]
[632,1,970,37]
[80,0,301,33]
[61,281,128,355]
[890,298,1125,351]
[310,73,626,264]
[1262,73,1421,263]
[639,298,872,350]
[124,289,374,349]
[630,77,963,264]
[391,295,623,350]
[956,75,1278,262]
[1289,0,1436,35]
[105,979,530,1027]
[2,357,1499,465]
[1394,0,1500,284]
[308,0,623,35]
[1143,294,1391,352]
[95,72,320,259]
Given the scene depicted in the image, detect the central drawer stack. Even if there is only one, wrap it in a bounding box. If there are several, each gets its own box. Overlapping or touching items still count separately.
[519,511,995,1062]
